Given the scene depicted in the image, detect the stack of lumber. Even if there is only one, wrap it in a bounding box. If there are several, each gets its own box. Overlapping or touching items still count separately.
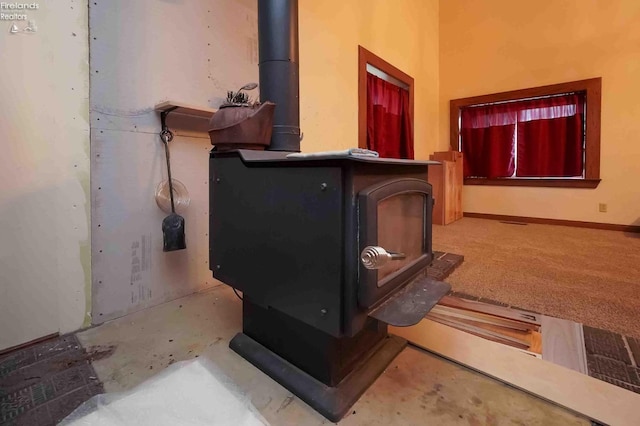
[428,296,541,356]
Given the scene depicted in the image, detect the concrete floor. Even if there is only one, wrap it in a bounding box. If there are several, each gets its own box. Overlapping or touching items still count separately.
[77,285,589,425]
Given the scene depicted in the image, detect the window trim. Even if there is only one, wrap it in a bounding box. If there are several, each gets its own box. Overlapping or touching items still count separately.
[358,46,414,150]
[450,78,602,188]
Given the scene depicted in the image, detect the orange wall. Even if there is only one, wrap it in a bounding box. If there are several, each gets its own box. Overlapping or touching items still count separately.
[299,0,439,160]
[439,0,640,225]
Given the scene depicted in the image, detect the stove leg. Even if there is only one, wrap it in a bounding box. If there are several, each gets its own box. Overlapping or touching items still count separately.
[230,332,407,422]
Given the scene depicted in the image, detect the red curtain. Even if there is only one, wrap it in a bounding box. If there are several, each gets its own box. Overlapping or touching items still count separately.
[516,94,584,177]
[460,93,585,178]
[367,73,414,159]
[460,103,516,178]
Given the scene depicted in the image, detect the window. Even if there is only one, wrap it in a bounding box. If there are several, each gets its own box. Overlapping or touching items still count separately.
[358,46,414,159]
[450,78,601,188]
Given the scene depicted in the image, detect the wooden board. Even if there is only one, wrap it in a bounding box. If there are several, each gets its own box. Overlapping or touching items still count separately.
[431,305,537,331]
[428,305,541,354]
[428,151,463,225]
[438,295,541,325]
[154,101,217,119]
[541,316,588,374]
[429,151,463,163]
[529,329,543,355]
[427,313,530,349]
[445,156,463,224]
[391,319,640,426]
[428,163,445,225]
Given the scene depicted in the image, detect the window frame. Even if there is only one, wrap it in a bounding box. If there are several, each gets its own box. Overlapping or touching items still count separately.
[450,78,602,188]
[358,45,414,151]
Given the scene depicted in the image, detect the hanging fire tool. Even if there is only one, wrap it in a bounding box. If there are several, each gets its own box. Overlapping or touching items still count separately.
[160,108,186,251]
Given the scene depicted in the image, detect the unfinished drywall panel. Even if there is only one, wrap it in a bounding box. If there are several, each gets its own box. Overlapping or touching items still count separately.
[0,1,91,350]
[439,0,640,225]
[90,0,258,323]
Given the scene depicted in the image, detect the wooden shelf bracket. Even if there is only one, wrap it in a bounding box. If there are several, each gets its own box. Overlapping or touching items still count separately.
[154,101,218,141]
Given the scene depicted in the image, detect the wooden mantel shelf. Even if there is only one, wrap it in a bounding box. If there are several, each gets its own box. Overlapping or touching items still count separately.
[154,101,217,119]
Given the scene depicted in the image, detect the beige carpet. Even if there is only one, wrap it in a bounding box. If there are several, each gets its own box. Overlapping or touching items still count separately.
[433,218,640,339]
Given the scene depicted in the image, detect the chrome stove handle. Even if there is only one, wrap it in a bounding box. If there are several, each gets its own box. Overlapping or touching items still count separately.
[360,246,406,270]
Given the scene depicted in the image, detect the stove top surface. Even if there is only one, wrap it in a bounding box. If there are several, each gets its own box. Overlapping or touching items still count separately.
[211,149,441,166]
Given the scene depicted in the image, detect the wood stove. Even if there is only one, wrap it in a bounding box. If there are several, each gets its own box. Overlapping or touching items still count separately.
[209,149,450,421]
[207,0,450,420]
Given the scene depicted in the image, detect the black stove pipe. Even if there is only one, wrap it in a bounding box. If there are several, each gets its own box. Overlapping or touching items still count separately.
[258,0,301,152]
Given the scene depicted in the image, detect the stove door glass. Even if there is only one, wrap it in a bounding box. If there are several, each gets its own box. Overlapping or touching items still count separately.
[357,178,433,308]
[377,193,425,285]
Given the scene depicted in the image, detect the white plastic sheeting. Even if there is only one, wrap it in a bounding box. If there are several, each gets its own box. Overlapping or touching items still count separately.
[61,359,268,426]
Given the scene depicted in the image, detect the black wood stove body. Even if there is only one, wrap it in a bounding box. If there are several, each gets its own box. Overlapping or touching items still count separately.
[209,149,450,421]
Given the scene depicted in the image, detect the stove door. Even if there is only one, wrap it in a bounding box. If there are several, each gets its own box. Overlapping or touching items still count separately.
[357,178,433,309]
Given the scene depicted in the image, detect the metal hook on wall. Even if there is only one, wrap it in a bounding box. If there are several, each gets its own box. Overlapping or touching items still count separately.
[159,106,179,143]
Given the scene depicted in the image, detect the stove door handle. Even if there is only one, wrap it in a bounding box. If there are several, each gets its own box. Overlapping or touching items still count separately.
[361,246,406,269]
[387,250,406,260]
